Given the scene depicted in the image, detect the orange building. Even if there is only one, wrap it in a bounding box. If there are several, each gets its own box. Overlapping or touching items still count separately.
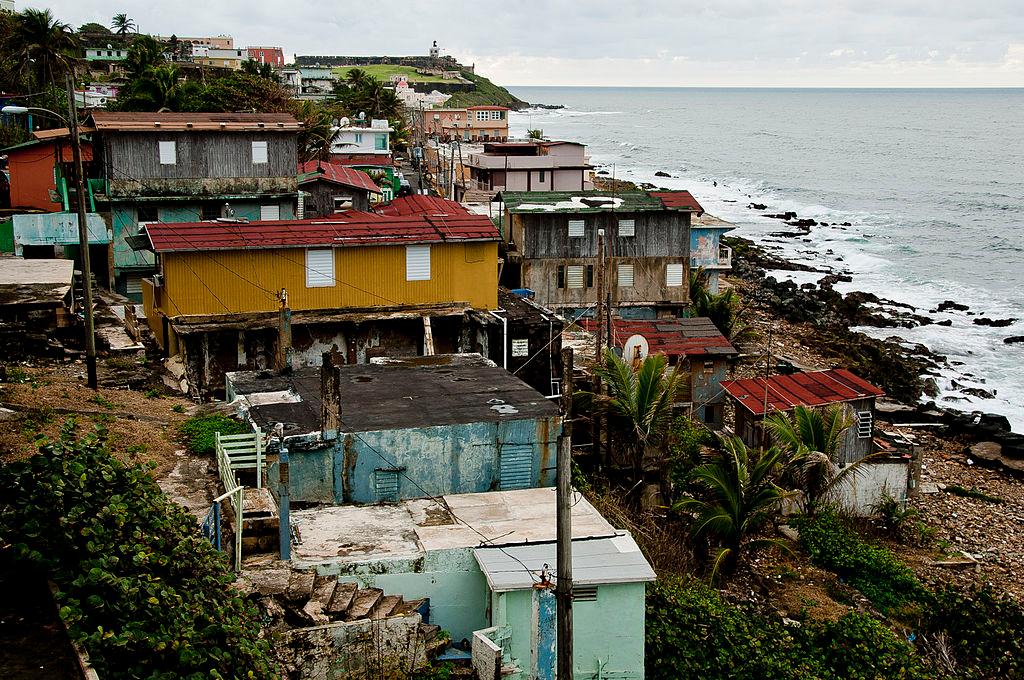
[4,130,94,211]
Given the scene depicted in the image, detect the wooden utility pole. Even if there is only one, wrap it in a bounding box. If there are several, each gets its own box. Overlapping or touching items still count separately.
[66,74,98,389]
[595,228,605,357]
[556,347,574,680]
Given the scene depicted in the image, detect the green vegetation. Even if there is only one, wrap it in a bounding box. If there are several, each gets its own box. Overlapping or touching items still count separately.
[447,70,527,109]
[944,484,1005,504]
[0,424,276,679]
[89,393,116,410]
[179,414,249,456]
[797,511,928,614]
[689,267,751,341]
[922,585,1024,679]
[646,576,927,680]
[333,64,449,84]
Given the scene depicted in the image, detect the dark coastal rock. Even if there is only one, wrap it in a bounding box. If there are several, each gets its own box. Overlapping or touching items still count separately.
[748,203,768,210]
[1004,336,1024,344]
[818,274,853,287]
[654,171,672,178]
[785,219,818,228]
[532,103,565,110]
[596,170,609,175]
[962,387,996,399]
[936,320,953,327]
[974,317,1018,328]
[764,212,798,221]
[934,300,969,313]
[840,222,852,226]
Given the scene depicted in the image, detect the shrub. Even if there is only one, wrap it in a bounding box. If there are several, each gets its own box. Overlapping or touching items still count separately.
[812,612,926,680]
[0,423,276,679]
[797,512,928,614]
[179,414,249,456]
[922,585,1024,679]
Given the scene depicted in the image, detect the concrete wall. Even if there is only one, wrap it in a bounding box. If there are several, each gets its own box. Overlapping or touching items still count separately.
[836,461,911,516]
[272,416,559,505]
[688,357,729,426]
[492,582,647,680]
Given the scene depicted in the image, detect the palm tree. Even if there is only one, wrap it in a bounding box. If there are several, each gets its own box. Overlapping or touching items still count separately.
[584,349,686,479]
[123,34,164,79]
[344,67,371,90]
[10,9,78,92]
[765,404,870,515]
[674,436,786,578]
[527,128,544,140]
[291,100,335,163]
[689,267,751,341]
[110,14,135,36]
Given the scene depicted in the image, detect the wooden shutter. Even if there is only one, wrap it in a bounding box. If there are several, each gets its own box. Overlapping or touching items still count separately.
[857,411,873,438]
[251,141,268,164]
[666,263,684,287]
[567,220,585,237]
[499,444,533,490]
[260,204,280,221]
[406,245,431,281]
[566,265,585,289]
[618,263,634,287]
[618,219,635,237]
[305,249,334,287]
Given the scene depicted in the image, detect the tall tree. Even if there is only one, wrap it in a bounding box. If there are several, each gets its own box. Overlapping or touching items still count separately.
[9,9,78,93]
[122,34,164,79]
[291,100,335,163]
[110,13,136,36]
[344,67,371,89]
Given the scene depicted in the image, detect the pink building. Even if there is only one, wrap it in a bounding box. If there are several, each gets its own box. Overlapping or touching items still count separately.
[424,105,509,142]
[247,46,285,67]
[461,141,593,196]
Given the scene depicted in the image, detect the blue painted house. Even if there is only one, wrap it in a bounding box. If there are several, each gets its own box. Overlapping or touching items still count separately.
[227,354,561,505]
[689,212,735,293]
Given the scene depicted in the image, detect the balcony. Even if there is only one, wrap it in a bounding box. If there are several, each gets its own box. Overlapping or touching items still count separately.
[690,245,733,270]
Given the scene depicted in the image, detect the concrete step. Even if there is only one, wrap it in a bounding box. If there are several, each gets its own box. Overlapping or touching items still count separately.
[392,597,427,618]
[371,594,403,620]
[345,587,383,621]
[326,581,357,616]
[284,570,315,603]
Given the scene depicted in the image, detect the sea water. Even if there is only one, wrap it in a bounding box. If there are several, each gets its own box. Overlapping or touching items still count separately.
[508,87,1024,431]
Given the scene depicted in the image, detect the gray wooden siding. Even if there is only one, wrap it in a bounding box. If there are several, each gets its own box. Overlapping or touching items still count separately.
[103,132,298,181]
[512,211,691,260]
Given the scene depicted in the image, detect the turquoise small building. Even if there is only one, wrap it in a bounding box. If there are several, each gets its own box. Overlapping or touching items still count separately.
[689,213,735,293]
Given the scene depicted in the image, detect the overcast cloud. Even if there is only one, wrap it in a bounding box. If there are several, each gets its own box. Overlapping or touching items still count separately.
[34,0,1024,86]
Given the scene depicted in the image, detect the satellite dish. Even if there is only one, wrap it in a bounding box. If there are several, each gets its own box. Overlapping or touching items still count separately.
[338,116,350,127]
[622,334,650,364]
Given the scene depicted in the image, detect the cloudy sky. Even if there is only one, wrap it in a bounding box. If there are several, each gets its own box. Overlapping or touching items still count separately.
[39,0,1024,87]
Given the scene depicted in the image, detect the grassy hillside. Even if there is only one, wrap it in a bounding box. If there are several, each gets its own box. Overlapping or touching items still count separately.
[332,64,448,84]
[446,71,529,110]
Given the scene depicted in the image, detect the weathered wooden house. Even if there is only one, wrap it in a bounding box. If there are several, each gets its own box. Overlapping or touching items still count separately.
[688,211,735,294]
[584,316,737,426]
[227,354,561,504]
[141,210,501,397]
[297,160,380,216]
[84,111,303,299]
[499,190,704,318]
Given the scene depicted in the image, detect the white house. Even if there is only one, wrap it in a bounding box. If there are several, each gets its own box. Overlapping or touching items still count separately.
[330,119,393,158]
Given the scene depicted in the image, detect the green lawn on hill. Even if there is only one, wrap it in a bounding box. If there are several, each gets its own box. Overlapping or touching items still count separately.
[331,64,449,84]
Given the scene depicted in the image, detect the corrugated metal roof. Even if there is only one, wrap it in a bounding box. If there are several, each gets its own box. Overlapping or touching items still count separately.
[502,190,666,214]
[146,211,500,252]
[721,369,885,416]
[581,317,737,357]
[87,111,302,132]
[297,160,381,193]
[466,105,512,111]
[31,126,95,140]
[649,190,705,214]
[474,534,656,591]
[376,195,470,217]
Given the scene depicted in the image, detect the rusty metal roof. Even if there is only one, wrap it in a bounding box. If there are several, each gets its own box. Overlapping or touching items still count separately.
[721,369,885,416]
[375,195,470,217]
[649,191,705,215]
[87,111,302,132]
[146,211,500,252]
[297,160,381,194]
[581,317,737,358]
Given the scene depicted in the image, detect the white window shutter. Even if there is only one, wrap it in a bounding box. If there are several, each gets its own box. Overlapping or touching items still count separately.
[252,140,268,164]
[406,245,431,281]
[305,249,335,287]
[618,219,635,237]
[618,263,634,287]
[857,411,873,438]
[158,141,176,165]
[666,263,684,287]
[566,265,585,289]
[260,204,280,221]
[567,220,585,237]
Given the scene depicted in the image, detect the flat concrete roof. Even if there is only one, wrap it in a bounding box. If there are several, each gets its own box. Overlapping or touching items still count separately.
[289,487,617,568]
[230,354,560,437]
[0,258,74,307]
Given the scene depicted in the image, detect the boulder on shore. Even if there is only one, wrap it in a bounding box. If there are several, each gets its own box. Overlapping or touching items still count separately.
[973,317,1017,327]
[1004,336,1024,345]
[654,171,672,178]
[935,300,970,313]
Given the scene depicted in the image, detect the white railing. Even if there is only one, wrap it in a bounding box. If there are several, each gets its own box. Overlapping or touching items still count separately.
[214,428,264,570]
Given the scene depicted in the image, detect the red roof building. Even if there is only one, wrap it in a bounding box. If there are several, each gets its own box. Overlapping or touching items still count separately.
[376,195,470,217]
[298,160,381,194]
[649,191,705,214]
[721,369,885,417]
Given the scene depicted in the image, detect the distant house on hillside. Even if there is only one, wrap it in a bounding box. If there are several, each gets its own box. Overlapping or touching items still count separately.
[330,119,393,166]
[460,140,593,199]
[297,160,380,216]
[423,106,509,143]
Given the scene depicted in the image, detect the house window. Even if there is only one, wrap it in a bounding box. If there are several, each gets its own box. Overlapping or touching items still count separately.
[618,219,636,237]
[476,111,488,121]
[354,132,363,143]
[375,134,388,150]
[666,263,684,287]
[857,411,873,438]
[158,141,176,165]
[491,110,504,120]
[618,263,634,287]
[586,264,594,287]
[333,196,353,212]
[538,170,546,182]
[567,220,585,237]
[260,204,280,221]
[573,586,598,602]
[557,265,565,289]
[201,203,221,221]
[136,205,158,223]
[251,140,268,164]
[406,245,431,281]
[566,265,585,289]
[305,249,335,287]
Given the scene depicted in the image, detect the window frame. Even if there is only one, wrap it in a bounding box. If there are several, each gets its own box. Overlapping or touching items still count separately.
[617,263,635,288]
[857,411,873,439]
[406,244,431,281]
[304,248,335,288]
[618,218,636,237]
[666,263,684,287]
[566,265,585,289]
[251,140,268,164]
[567,219,585,238]
[158,140,176,165]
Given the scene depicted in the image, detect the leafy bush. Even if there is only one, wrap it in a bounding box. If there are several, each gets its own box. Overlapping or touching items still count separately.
[0,423,276,679]
[922,585,1024,679]
[179,414,250,456]
[647,577,927,679]
[797,512,929,614]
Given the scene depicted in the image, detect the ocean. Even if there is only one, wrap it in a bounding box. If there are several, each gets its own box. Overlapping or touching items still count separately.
[507,87,1024,431]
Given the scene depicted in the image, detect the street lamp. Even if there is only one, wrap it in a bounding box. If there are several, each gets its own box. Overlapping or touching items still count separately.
[2,76,99,389]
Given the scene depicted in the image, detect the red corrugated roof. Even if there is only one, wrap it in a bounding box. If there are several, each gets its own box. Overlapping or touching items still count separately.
[146,212,500,253]
[376,195,470,217]
[580,317,737,358]
[649,191,705,215]
[88,111,301,132]
[721,369,885,416]
[328,153,394,167]
[297,160,381,193]
[467,105,511,111]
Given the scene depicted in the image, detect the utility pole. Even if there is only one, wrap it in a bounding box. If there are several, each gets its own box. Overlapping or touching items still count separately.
[595,228,605,357]
[66,74,98,389]
[556,347,574,680]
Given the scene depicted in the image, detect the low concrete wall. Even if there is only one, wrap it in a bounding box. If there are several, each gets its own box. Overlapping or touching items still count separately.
[280,613,426,679]
[472,627,502,680]
[836,461,911,515]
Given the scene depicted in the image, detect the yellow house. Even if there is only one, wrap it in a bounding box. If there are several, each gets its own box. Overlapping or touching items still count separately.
[142,205,501,397]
